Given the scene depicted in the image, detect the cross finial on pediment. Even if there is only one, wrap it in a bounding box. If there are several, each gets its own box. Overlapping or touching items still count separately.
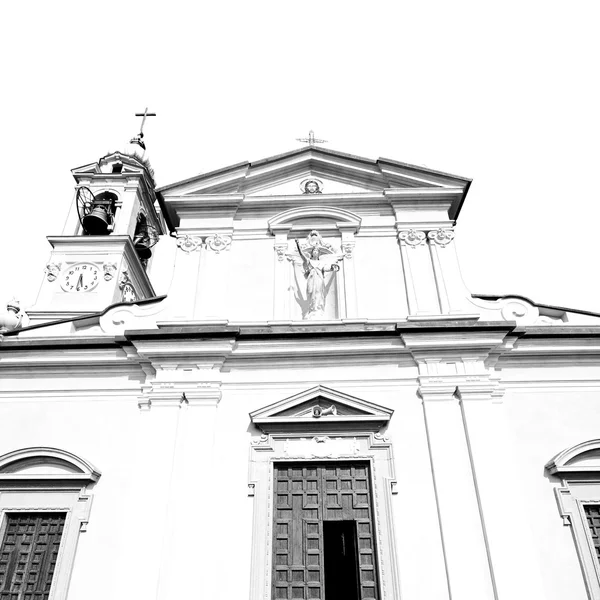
[296,130,327,147]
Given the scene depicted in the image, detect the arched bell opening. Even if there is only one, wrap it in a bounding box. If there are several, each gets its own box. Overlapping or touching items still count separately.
[79,190,117,236]
[133,212,159,266]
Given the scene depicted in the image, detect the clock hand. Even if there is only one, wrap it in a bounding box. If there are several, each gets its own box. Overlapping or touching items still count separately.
[76,274,84,291]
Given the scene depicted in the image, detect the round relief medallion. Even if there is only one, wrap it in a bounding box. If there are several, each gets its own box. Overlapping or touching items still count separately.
[299,178,323,194]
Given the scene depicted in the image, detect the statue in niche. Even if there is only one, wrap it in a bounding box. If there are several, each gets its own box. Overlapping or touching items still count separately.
[290,230,344,320]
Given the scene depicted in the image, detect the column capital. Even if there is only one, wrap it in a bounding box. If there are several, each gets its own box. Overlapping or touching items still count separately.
[397,229,426,247]
[427,228,455,247]
[417,381,457,402]
[177,234,203,253]
[456,380,505,402]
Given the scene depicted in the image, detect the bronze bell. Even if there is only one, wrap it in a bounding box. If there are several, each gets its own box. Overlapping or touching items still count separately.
[134,234,152,260]
[82,205,110,235]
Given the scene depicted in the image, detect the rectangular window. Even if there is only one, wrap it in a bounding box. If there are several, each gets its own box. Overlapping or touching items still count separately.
[584,504,600,563]
[0,512,66,600]
[273,462,379,600]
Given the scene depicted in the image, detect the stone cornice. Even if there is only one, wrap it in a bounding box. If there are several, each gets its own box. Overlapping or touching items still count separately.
[4,322,600,375]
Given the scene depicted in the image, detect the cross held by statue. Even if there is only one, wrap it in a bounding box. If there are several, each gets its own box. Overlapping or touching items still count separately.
[134,108,156,137]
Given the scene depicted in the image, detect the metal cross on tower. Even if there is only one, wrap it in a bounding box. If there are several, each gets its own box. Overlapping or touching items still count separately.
[130,107,156,150]
[296,130,327,146]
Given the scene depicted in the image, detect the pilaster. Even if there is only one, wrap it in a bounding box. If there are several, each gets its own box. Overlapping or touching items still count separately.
[155,384,221,600]
[166,232,203,319]
[194,230,233,319]
[338,224,358,318]
[418,380,496,600]
[456,382,547,600]
[428,228,477,315]
[397,229,440,316]
[271,225,292,320]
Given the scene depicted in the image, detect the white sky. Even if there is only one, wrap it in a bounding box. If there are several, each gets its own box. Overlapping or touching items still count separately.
[1,1,599,313]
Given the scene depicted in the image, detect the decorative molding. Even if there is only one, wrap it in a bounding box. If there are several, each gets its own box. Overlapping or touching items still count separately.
[555,487,574,526]
[312,404,337,418]
[251,434,270,446]
[341,241,355,260]
[546,439,600,475]
[206,233,232,254]
[248,428,399,600]
[268,206,361,233]
[177,234,202,253]
[427,228,455,247]
[118,270,137,302]
[546,452,600,600]
[250,384,393,434]
[45,263,62,282]
[119,270,132,290]
[0,447,101,482]
[103,262,117,281]
[500,299,537,323]
[274,242,288,262]
[398,229,426,247]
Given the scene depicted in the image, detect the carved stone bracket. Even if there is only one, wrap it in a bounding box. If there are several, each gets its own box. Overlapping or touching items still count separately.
[177,235,203,253]
[206,233,232,254]
[427,228,455,247]
[45,263,61,282]
[119,270,132,290]
[251,434,270,446]
[103,262,117,281]
[341,241,355,260]
[398,229,426,247]
[274,242,288,262]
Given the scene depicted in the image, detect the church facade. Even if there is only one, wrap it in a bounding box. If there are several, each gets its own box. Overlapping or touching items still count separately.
[1,145,600,600]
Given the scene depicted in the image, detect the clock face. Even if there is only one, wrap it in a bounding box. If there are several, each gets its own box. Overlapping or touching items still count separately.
[121,283,137,303]
[60,263,100,293]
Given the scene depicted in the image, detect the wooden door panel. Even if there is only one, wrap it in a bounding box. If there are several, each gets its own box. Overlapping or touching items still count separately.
[273,462,379,600]
[0,513,65,600]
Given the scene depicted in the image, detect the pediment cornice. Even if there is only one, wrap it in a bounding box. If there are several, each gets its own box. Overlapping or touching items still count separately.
[250,385,393,434]
[158,147,471,198]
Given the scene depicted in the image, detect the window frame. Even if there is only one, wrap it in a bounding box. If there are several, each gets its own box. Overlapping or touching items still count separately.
[0,447,101,600]
[547,439,600,600]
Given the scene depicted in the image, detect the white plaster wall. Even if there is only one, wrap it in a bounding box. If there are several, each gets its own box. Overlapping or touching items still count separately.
[0,394,144,600]
[501,386,600,600]
[354,237,407,319]
[3,363,600,600]
[226,238,275,321]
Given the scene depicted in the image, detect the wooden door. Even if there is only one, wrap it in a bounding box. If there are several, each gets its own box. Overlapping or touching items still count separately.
[0,512,65,600]
[273,462,379,600]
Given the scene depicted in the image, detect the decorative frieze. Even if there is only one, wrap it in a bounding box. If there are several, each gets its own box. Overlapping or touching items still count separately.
[45,263,61,282]
[206,233,232,254]
[427,228,455,247]
[398,229,426,247]
[177,235,202,253]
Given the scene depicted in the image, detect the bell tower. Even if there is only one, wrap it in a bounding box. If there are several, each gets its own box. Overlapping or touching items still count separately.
[29,149,167,324]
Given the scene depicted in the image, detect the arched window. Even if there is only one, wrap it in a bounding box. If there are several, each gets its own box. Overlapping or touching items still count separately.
[0,447,101,600]
[546,439,600,599]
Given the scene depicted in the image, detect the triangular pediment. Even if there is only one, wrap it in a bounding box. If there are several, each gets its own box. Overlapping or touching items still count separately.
[71,152,153,181]
[250,385,393,434]
[158,147,470,197]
